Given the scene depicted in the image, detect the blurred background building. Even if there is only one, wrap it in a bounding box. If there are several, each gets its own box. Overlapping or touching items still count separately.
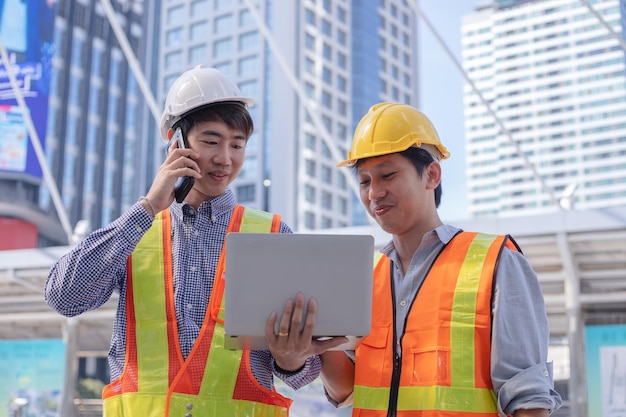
[463,0,626,217]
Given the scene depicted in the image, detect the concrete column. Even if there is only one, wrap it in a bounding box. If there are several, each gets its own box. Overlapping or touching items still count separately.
[557,231,587,416]
[58,317,79,417]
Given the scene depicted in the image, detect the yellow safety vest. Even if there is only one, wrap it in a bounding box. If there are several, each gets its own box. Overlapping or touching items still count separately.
[102,205,292,416]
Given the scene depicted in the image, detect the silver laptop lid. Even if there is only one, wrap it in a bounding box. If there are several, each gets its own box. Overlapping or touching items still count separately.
[224,233,374,350]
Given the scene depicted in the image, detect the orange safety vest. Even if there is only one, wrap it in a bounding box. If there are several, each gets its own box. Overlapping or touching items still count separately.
[353,232,520,417]
[102,205,292,417]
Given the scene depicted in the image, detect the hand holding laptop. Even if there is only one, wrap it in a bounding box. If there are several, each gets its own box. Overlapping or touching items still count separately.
[265,293,349,372]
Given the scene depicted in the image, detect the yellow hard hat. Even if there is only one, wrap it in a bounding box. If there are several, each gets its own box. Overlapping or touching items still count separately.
[337,102,450,167]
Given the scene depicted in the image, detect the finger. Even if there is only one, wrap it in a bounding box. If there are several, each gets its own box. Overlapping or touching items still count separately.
[265,311,278,340]
[289,293,306,336]
[299,297,317,340]
[277,298,294,337]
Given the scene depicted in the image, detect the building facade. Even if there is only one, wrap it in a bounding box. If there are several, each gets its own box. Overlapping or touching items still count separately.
[462,0,626,218]
[0,0,157,248]
[159,0,420,230]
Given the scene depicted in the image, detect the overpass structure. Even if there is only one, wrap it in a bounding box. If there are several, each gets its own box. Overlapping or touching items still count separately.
[1,205,625,416]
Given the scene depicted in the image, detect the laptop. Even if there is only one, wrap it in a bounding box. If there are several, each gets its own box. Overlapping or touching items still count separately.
[223,233,375,350]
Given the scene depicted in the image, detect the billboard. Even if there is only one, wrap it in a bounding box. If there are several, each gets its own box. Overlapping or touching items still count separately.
[586,324,626,417]
[0,339,65,417]
[0,0,57,180]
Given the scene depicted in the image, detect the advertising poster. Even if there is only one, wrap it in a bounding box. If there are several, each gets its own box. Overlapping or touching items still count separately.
[586,324,626,417]
[0,339,65,417]
[0,0,58,180]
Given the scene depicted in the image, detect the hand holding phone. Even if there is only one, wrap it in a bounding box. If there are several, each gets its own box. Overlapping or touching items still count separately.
[170,128,195,203]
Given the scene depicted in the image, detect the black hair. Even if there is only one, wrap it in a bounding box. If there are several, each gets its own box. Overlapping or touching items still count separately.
[353,146,443,208]
[172,101,254,139]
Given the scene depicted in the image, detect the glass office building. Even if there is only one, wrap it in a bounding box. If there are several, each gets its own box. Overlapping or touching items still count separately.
[462,0,626,218]
[159,0,420,230]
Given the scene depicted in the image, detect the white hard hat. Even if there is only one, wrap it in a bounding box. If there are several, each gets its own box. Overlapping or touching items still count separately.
[159,65,255,142]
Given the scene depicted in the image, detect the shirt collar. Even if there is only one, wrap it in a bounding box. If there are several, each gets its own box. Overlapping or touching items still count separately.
[380,224,461,255]
[169,188,237,219]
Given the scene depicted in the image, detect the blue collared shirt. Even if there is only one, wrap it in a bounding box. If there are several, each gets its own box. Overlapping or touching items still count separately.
[45,189,320,390]
[382,225,562,415]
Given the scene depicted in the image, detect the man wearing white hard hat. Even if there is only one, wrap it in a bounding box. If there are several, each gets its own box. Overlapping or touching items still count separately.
[45,66,341,416]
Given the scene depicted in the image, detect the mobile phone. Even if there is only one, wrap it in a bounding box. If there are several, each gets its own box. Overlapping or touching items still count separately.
[170,128,195,203]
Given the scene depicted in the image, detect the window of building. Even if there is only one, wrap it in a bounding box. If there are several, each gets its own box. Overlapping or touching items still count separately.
[237,184,256,202]
[239,55,258,76]
[167,5,184,21]
[322,141,332,158]
[189,21,209,41]
[322,90,332,109]
[337,6,346,22]
[305,159,316,177]
[305,185,316,203]
[322,19,332,36]
[165,50,183,70]
[189,44,208,65]
[214,38,233,58]
[321,216,332,229]
[337,52,346,68]
[337,99,347,116]
[322,66,332,84]
[339,197,347,214]
[305,132,316,150]
[338,171,347,189]
[215,0,230,11]
[323,0,331,13]
[322,191,332,209]
[337,75,346,92]
[215,14,233,34]
[239,31,259,51]
[337,121,347,139]
[305,211,316,229]
[240,9,253,26]
[337,29,346,46]
[323,42,332,59]
[321,165,332,184]
[166,27,183,46]
[322,115,332,134]
[191,0,208,15]
[305,8,316,25]
[305,33,315,50]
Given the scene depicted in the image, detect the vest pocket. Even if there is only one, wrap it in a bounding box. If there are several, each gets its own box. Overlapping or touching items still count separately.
[355,325,390,385]
[408,346,451,385]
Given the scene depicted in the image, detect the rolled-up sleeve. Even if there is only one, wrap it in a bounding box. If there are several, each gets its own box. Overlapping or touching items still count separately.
[491,247,563,415]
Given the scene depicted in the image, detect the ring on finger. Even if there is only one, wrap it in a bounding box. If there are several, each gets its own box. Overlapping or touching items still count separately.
[278,331,289,337]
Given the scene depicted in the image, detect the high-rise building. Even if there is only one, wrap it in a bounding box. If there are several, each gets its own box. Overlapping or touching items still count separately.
[462,0,626,218]
[0,0,157,248]
[158,0,419,230]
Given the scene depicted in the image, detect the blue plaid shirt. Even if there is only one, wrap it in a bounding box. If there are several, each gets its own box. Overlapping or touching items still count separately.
[45,189,321,390]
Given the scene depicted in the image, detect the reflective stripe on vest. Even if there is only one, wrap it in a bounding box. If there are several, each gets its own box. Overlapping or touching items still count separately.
[103,205,291,417]
[353,232,516,416]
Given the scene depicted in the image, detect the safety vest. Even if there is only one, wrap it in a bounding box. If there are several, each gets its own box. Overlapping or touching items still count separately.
[353,232,519,417]
[102,205,292,417]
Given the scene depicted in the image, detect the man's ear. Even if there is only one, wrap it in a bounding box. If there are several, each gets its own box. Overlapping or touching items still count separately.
[426,161,442,190]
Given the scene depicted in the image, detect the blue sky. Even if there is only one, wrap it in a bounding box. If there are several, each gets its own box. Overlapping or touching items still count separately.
[418,2,484,221]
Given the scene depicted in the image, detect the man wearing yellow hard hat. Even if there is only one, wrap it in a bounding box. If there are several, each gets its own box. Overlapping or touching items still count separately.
[320,102,562,417]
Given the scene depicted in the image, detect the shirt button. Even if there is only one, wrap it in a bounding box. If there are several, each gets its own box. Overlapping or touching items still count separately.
[187,303,193,310]
[135,225,142,233]
[399,300,407,307]
[193,230,199,236]
[190,266,197,272]
[544,370,549,377]
[186,403,193,410]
